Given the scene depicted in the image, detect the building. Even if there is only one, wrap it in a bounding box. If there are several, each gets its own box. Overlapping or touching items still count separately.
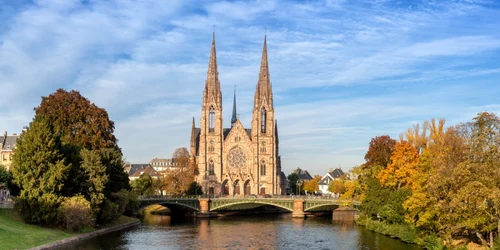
[318,168,345,195]
[1,131,19,170]
[190,34,283,196]
[123,163,159,181]
[149,158,177,172]
[291,167,313,181]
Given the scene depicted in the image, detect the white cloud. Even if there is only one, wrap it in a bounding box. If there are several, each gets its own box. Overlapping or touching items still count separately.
[0,0,499,176]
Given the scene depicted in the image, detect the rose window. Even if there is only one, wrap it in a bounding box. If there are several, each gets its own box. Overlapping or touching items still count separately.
[228,147,246,168]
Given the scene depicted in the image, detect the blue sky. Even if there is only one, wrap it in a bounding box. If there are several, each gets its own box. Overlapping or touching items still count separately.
[1,0,499,176]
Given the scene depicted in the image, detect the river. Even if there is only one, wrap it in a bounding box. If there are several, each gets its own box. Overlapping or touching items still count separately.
[55,213,421,250]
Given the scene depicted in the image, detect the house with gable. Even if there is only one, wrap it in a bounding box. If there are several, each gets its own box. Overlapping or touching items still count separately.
[318,168,345,196]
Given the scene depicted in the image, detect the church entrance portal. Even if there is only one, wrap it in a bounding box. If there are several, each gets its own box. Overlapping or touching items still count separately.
[221,180,229,196]
[244,180,251,195]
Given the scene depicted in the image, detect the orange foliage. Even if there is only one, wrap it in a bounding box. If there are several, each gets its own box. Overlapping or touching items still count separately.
[377,140,419,189]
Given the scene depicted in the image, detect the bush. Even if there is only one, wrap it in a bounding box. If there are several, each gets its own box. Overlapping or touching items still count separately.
[97,199,120,225]
[422,234,445,250]
[110,189,139,216]
[58,195,93,232]
[15,193,62,226]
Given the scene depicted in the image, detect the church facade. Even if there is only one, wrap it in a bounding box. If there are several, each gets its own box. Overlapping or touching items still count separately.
[190,33,283,196]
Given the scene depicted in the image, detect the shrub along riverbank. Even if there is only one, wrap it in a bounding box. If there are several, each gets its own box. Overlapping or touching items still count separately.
[355,216,445,250]
[0,209,138,250]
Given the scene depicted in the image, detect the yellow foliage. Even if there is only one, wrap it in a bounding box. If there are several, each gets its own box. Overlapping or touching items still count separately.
[377,140,419,189]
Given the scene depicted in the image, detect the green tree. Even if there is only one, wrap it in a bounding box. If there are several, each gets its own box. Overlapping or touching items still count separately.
[186,182,203,195]
[80,149,108,213]
[11,118,71,224]
[287,173,299,194]
[131,173,153,196]
[11,118,70,198]
[34,89,128,197]
[0,165,11,184]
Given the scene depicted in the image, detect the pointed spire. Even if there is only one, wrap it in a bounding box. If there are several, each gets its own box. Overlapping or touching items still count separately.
[231,86,237,127]
[255,35,273,109]
[204,32,221,106]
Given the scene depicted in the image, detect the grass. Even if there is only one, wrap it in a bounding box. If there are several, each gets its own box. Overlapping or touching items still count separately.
[0,209,140,250]
[0,209,76,250]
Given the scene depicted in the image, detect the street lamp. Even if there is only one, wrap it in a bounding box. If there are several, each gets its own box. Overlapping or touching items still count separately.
[296,180,303,196]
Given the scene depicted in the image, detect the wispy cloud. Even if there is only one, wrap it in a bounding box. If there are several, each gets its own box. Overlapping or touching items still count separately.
[1,0,499,175]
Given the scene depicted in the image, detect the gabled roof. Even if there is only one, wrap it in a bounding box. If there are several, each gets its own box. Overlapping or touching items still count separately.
[123,163,151,176]
[318,168,345,185]
[1,135,18,151]
[330,168,345,179]
[292,167,313,180]
[130,165,158,178]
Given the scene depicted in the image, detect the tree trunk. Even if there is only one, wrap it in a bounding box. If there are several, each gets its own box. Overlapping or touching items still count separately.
[490,231,494,248]
[476,232,489,247]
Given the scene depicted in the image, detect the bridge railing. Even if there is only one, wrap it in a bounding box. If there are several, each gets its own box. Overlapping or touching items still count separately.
[138,194,361,204]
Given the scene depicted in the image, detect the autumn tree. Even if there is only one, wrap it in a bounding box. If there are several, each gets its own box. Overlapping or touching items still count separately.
[34,89,129,198]
[452,112,500,246]
[303,179,319,194]
[11,89,130,226]
[363,135,396,176]
[377,140,419,189]
[328,179,344,195]
[162,147,196,195]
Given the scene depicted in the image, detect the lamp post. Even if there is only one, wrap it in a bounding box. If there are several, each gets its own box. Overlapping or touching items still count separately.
[296,180,303,196]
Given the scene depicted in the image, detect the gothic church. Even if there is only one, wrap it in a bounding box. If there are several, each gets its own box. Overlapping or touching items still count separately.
[190,33,283,196]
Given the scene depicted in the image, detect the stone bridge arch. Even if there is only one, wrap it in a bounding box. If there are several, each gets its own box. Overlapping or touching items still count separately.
[210,199,294,212]
[139,199,200,212]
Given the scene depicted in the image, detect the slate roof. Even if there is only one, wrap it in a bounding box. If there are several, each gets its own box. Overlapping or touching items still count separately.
[123,164,152,176]
[318,168,345,185]
[1,135,18,150]
[292,167,313,180]
[150,158,175,166]
[129,165,158,178]
[330,168,345,179]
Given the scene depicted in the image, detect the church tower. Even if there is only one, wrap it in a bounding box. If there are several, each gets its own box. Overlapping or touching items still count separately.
[191,34,283,196]
[251,35,280,195]
[198,32,223,180]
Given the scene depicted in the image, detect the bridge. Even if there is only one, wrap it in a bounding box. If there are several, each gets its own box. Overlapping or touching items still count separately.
[138,196,360,218]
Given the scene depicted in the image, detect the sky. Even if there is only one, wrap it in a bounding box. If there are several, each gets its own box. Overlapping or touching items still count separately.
[1,0,500,176]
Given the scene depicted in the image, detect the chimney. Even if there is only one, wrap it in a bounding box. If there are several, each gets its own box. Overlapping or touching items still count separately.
[329,168,333,172]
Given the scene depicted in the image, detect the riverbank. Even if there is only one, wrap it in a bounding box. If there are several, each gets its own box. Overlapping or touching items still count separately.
[0,209,139,250]
[355,216,445,249]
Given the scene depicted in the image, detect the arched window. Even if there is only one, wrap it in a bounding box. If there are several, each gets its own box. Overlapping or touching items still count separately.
[209,107,215,132]
[261,108,266,133]
[209,159,215,175]
[260,160,266,176]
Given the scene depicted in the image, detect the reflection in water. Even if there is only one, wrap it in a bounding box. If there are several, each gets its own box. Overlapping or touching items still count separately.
[55,213,421,250]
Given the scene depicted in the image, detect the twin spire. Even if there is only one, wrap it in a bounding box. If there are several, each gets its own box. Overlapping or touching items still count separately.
[204,32,272,123]
[255,35,272,108]
[204,32,221,107]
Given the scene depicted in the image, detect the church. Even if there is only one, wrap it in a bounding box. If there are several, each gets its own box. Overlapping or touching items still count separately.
[190,33,284,196]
